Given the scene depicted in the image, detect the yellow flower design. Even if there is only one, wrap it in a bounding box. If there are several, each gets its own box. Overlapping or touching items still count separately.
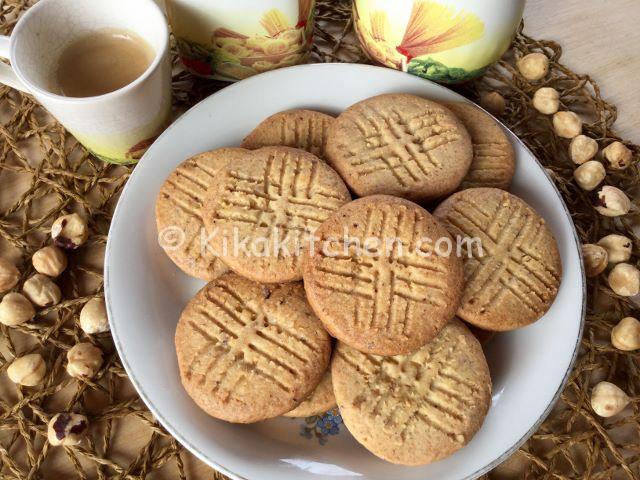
[263,38,289,56]
[397,1,485,60]
[370,10,389,41]
[279,28,304,47]
[261,9,290,37]
[356,0,485,71]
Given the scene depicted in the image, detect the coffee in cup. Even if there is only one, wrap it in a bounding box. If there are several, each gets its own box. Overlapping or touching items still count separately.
[0,0,172,164]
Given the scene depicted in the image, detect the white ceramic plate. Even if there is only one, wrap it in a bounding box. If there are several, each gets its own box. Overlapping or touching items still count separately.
[105,63,585,480]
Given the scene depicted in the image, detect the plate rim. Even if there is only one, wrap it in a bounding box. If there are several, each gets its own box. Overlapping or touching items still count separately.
[104,62,586,480]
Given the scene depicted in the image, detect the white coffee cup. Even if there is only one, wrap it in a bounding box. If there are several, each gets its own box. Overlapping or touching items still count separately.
[0,0,171,164]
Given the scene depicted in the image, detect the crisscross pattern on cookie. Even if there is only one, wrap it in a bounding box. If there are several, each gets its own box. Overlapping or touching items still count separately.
[441,194,561,320]
[157,154,229,279]
[182,279,326,404]
[445,103,515,191]
[242,110,333,157]
[162,157,213,221]
[312,203,453,338]
[277,113,331,156]
[462,141,514,189]
[334,321,490,455]
[345,105,462,187]
[211,148,348,258]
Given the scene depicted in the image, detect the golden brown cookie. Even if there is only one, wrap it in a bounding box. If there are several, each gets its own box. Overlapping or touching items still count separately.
[325,93,473,201]
[332,319,492,466]
[433,188,562,331]
[283,370,336,418]
[203,146,351,283]
[303,195,464,355]
[155,149,245,280]
[175,274,332,423]
[446,103,516,190]
[241,109,334,157]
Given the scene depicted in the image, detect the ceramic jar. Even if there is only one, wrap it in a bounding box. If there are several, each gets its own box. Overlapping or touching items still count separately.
[353,0,526,83]
[166,0,315,81]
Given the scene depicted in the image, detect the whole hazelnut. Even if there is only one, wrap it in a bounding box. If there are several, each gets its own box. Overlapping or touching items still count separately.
[51,213,88,250]
[79,298,109,334]
[479,91,506,116]
[22,274,61,307]
[595,186,631,217]
[553,111,583,139]
[0,258,20,293]
[598,234,633,264]
[0,293,36,326]
[574,161,605,191]
[602,141,633,170]
[66,342,103,379]
[517,52,549,81]
[608,263,640,297]
[569,135,599,165]
[591,381,630,418]
[47,413,88,446]
[532,87,560,115]
[581,244,608,277]
[7,353,46,386]
[611,317,640,351]
[32,246,68,278]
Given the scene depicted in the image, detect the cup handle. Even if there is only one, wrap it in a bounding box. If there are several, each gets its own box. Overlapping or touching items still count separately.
[0,35,30,93]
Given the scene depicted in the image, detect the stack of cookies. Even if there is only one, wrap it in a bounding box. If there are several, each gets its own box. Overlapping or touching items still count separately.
[155,93,563,466]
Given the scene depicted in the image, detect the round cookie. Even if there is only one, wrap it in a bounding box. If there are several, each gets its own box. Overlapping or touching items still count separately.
[175,273,332,423]
[325,93,473,201]
[303,195,464,356]
[446,102,516,190]
[203,146,351,283]
[155,149,246,280]
[283,370,336,418]
[433,188,562,331]
[241,109,335,157]
[332,319,492,466]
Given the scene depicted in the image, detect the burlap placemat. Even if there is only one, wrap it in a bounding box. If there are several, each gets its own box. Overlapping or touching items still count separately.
[1,1,638,478]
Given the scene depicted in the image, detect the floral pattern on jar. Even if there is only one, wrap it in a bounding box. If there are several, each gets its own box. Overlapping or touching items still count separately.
[354,0,525,84]
[167,0,315,81]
